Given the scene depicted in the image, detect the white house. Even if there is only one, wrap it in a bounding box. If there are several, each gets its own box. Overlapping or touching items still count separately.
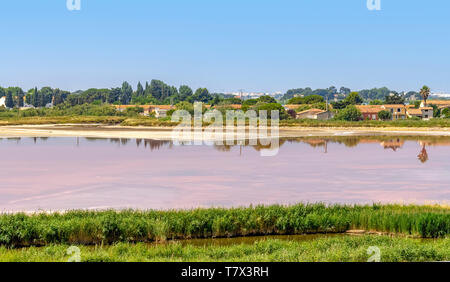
[0,96,5,107]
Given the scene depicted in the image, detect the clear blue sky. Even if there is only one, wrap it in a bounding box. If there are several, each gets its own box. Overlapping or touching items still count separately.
[1,0,449,93]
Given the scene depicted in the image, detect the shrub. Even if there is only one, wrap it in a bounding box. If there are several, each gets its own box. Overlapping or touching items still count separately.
[378,110,392,121]
[334,105,362,121]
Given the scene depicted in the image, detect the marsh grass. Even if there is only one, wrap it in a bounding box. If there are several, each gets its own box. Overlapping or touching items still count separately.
[0,236,448,262]
[0,204,448,248]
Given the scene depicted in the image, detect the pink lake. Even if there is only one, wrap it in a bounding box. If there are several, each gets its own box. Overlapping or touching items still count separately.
[0,136,449,212]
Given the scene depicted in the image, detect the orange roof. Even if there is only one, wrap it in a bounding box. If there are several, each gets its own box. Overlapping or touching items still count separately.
[297,109,326,115]
[383,104,406,108]
[420,107,433,110]
[407,108,423,115]
[355,105,383,114]
[426,100,450,105]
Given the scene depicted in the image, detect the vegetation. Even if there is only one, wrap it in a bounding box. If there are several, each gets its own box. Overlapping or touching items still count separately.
[378,110,392,121]
[420,86,431,106]
[0,236,448,262]
[0,204,448,248]
[334,105,362,121]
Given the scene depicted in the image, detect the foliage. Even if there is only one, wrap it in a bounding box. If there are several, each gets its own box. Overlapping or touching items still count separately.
[369,99,383,105]
[0,236,449,262]
[334,105,362,121]
[420,86,431,105]
[0,204,447,248]
[378,110,392,121]
[287,95,324,105]
[385,93,405,105]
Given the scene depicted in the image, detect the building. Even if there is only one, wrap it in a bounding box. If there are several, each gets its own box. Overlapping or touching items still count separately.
[421,100,450,110]
[356,105,408,120]
[382,105,407,120]
[355,105,383,120]
[114,105,175,116]
[0,96,5,107]
[406,107,433,120]
[296,109,335,120]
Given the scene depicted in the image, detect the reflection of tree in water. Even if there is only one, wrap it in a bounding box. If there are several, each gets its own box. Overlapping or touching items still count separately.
[418,144,429,163]
[213,139,286,153]
[381,139,404,151]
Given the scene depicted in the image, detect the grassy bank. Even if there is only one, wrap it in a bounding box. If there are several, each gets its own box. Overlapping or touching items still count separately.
[2,115,450,128]
[1,236,449,262]
[1,204,448,248]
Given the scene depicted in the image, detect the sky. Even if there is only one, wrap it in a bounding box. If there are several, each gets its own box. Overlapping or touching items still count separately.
[1,0,449,93]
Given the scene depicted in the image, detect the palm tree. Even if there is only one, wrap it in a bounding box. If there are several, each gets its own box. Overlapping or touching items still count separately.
[420,85,430,107]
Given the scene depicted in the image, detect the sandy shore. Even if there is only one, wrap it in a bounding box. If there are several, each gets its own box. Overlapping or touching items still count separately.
[1,124,450,140]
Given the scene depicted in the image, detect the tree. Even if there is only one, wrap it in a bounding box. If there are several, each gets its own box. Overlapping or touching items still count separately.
[339,87,351,95]
[17,89,24,107]
[32,88,39,107]
[258,95,277,104]
[256,103,288,120]
[345,92,363,105]
[378,110,392,121]
[335,105,362,121]
[136,82,144,97]
[192,88,212,103]
[369,99,383,105]
[5,90,14,108]
[179,85,193,101]
[384,93,405,105]
[121,82,133,104]
[420,85,430,106]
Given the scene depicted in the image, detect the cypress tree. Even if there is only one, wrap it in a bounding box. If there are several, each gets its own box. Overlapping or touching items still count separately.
[5,90,14,108]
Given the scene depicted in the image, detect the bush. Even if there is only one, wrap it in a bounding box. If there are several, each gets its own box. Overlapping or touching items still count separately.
[378,110,392,121]
[334,105,362,121]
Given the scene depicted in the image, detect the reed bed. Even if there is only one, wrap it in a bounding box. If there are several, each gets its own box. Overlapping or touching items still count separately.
[0,204,448,247]
[0,236,449,262]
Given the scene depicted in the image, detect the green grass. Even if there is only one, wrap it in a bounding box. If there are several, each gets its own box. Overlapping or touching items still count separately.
[0,204,448,248]
[0,236,448,262]
[2,114,450,128]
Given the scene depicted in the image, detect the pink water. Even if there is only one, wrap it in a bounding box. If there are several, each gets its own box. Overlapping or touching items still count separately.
[0,137,449,211]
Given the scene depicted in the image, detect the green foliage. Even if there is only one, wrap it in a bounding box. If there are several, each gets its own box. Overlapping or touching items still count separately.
[369,99,383,105]
[335,105,362,121]
[385,93,405,105]
[5,91,14,108]
[257,96,277,104]
[378,110,392,121]
[255,103,288,120]
[0,236,448,262]
[0,204,447,248]
[287,95,324,105]
[242,99,258,106]
[441,108,450,118]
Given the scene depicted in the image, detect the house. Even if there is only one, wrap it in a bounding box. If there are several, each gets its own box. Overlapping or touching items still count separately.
[355,105,383,120]
[296,109,335,120]
[421,100,450,110]
[154,108,168,118]
[406,107,433,120]
[356,105,408,120]
[382,105,407,120]
[0,96,5,107]
[114,105,175,117]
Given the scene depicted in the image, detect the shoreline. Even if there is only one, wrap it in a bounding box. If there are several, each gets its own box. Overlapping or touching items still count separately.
[1,124,450,139]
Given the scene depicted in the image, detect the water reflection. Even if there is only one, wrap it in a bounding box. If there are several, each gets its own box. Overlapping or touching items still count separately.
[2,136,446,163]
[1,135,449,211]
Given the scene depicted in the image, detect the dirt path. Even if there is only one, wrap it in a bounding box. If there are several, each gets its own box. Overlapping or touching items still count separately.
[1,124,450,139]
